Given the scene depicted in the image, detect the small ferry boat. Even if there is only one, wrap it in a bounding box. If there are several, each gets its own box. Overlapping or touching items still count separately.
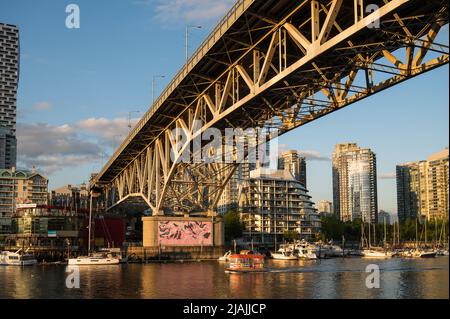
[225,253,266,273]
[0,249,37,266]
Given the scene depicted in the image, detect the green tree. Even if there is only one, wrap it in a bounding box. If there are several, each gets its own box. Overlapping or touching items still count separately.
[283,230,299,242]
[224,211,244,242]
[320,215,344,241]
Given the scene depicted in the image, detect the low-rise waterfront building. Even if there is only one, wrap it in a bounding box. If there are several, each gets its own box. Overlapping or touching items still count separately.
[238,168,320,245]
[50,183,89,211]
[0,167,48,235]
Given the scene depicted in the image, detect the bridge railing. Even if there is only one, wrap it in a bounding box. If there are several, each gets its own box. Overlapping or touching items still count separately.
[98,0,255,181]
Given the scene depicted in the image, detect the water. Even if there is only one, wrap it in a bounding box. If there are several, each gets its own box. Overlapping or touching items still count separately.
[0,257,448,299]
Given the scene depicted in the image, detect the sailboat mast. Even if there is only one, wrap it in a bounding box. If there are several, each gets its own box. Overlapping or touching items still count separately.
[361,222,364,249]
[88,191,93,255]
[392,221,395,246]
[368,220,371,248]
[373,223,376,247]
[415,218,418,249]
[384,216,387,248]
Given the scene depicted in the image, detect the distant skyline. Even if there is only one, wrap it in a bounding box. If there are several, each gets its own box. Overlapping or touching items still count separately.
[1,0,448,216]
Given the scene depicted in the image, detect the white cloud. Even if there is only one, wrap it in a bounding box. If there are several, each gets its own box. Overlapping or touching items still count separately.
[151,0,235,24]
[76,117,140,143]
[379,172,396,180]
[16,122,102,175]
[270,143,331,163]
[32,101,52,111]
[298,150,331,161]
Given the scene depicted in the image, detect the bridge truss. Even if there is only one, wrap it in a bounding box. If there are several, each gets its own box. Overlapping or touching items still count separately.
[94,0,449,215]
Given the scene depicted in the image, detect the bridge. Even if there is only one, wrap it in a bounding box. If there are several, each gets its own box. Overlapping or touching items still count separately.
[93,0,449,216]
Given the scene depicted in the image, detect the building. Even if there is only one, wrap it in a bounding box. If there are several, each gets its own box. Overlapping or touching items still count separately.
[238,168,320,244]
[217,140,268,215]
[317,200,333,215]
[0,23,19,169]
[0,167,48,235]
[332,143,378,223]
[378,210,391,225]
[0,127,16,169]
[278,150,307,187]
[396,148,449,222]
[50,183,89,211]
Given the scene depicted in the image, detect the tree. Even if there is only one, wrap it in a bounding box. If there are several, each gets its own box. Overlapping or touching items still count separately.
[283,230,299,242]
[320,215,344,241]
[224,211,244,242]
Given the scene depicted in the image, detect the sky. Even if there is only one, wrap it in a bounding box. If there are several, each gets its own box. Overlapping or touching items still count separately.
[0,0,448,217]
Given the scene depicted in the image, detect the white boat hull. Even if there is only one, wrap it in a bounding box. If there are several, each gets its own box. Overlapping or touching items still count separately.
[68,256,120,265]
[271,253,298,260]
[362,250,395,258]
[0,251,37,266]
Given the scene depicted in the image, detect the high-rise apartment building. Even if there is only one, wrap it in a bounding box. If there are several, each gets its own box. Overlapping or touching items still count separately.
[0,23,19,169]
[378,210,391,225]
[332,143,378,223]
[278,150,307,187]
[317,200,333,215]
[396,148,449,222]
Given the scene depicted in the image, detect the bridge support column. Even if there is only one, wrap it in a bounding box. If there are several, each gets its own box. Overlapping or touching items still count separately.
[142,215,224,248]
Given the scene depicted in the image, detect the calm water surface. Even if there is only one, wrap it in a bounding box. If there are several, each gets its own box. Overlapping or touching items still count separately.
[0,257,448,299]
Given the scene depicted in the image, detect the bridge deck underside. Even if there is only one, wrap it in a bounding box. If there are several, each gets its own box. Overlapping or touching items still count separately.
[96,0,449,214]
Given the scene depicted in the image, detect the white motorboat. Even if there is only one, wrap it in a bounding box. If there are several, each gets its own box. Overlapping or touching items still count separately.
[317,244,344,258]
[296,247,317,260]
[411,249,437,258]
[218,250,232,262]
[271,248,298,260]
[294,241,318,260]
[362,249,395,258]
[0,249,37,266]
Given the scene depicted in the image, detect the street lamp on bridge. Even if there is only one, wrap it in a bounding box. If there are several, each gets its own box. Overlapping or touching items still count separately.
[128,110,141,132]
[152,75,165,104]
[185,25,202,69]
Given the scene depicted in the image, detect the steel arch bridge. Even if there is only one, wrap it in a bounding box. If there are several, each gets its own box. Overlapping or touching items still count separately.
[93,0,449,216]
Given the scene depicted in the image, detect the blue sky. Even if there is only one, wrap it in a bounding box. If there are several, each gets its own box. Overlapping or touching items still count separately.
[1,0,448,216]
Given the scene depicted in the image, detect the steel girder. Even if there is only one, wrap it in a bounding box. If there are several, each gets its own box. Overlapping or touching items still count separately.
[95,0,449,215]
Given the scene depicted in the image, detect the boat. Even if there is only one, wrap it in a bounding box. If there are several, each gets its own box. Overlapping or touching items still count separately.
[411,249,437,258]
[218,250,232,262]
[317,243,344,258]
[67,192,121,266]
[0,249,37,266]
[225,253,266,273]
[271,250,298,260]
[294,241,318,259]
[362,249,396,258]
[68,251,120,265]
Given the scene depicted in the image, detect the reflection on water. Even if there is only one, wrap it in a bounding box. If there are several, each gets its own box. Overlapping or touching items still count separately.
[0,257,448,299]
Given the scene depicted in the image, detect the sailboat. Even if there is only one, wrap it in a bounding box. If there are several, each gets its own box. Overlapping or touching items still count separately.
[68,192,120,265]
[410,218,437,258]
[362,218,395,258]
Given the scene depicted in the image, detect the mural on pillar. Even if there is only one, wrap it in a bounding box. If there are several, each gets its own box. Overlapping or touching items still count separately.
[158,221,212,246]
